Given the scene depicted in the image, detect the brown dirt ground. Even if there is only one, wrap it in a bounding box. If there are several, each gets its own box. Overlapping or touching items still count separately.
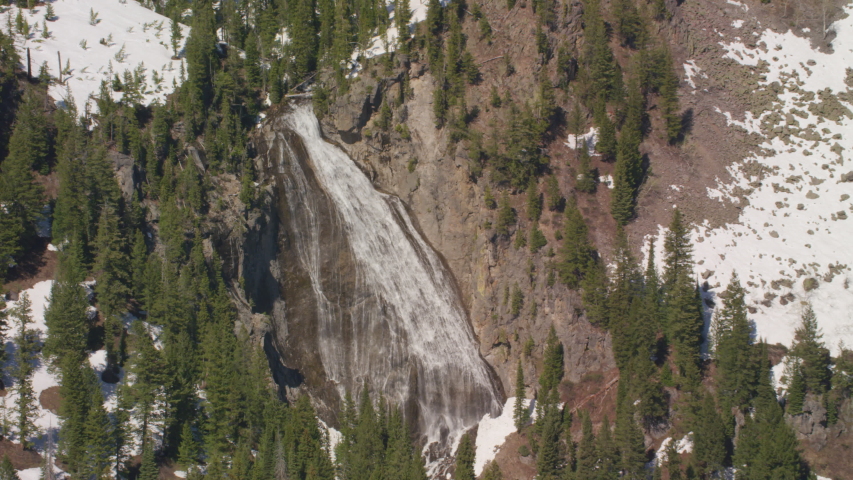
[39,386,62,415]
[0,438,42,470]
[2,238,57,295]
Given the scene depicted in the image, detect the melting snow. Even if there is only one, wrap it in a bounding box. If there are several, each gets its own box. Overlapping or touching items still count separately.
[6,0,190,112]
[683,60,703,90]
[565,127,598,154]
[655,433,694,465]
[473,397,532,476]
[649,5,853,355]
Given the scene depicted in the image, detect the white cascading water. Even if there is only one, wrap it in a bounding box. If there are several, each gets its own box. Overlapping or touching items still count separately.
[272,102,502,449]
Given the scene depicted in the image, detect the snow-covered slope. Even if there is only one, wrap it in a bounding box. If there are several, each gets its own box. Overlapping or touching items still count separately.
[2,280,63,478]
[652,5,853,354]
[6,0,189,112]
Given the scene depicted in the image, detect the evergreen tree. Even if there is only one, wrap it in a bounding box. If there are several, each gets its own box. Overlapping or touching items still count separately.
[11,293,38,449]
[786,360,806,414]
[581,258,608,326]
[615,401,646,480]
[581,0,621,100]
[665,441,683,480]
[495,192,515,237]
[545,175,562,211]
[513,360,528,429]
[692,394,727,477]
[662,209,703,387]
[43,280,90,364]
[0,456,18,480]
[139,437,158,480]
[535,391,564,480]
[539,326,564,394]
[170,12,183,58]
[714,273,759,408]
[93,205,129,365]
[613,0,645,48]
[610,79,644,225]
[595,416,619,480]
[575,411,595,479]
[593,98,617,161]
[482,461,502,480]
[0,132,45,275]
[790,304,831,395]
[557,198,594,289]
[733,365,807,480]
[526,178,541,222]
[529,226,547,253]
[5,90,50,174]
[455,433,476,480]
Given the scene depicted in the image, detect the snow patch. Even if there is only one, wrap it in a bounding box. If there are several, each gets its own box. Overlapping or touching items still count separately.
[647,5,853,355]
[683,60,703,90]
[474,397,531,476]
[7,0,190,112]
[771,357,789,396]
[565,127,598,155]
[726,0,749,11]
[655,433,694,465]
[732,19,745,29]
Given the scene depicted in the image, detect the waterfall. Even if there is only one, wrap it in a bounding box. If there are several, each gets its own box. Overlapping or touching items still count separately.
[262,102,502,450]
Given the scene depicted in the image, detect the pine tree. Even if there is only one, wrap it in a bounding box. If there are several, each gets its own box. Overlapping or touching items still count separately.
[786,360,806,414]
[455,433,476,480]
[595,416,619,480]
[43,280,90,364]
[526,178,542,222]
[734,363,807,479]
[545,175,562,211]
[791,304,831,395]
[93,205,129,365]
[139,437,158,480]
[613,0,645,48]
[10,293,38,449]
[582,0,621,100]
[610,79,644,225]
[539,326,564,394]
[557,198,594,289]
[482,461,502,480]
[529,225,547,254]
[662,209,703,387]
[513,360,528,429]
[575,411,596,479]
[170,13,183,58]
[535,391,564,480]
[714,273,758,408]
[0,116,45,266]
[615,401,646,480]
[581,258,608,326]
[692,394,727,476]
[484,185,497,209]
[0,456,19,480]
[495,192,515,237]
[665,441,683,480]
[593,98,617,161]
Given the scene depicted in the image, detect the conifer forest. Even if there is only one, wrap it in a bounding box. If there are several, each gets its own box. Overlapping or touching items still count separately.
[0,0,852,478]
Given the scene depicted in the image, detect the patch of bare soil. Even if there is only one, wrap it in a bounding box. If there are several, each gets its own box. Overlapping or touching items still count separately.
[2,238,57,295]
[0,438,42,469]
[491,431,539,480]
[562,368,621,433]
[39,386,61,415]
[802,422,853,480]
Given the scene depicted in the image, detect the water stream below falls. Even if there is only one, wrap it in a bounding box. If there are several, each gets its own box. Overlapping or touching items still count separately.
[262,102,502,451]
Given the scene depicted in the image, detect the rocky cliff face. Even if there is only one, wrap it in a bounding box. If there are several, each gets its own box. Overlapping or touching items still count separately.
[318,63,615,404]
